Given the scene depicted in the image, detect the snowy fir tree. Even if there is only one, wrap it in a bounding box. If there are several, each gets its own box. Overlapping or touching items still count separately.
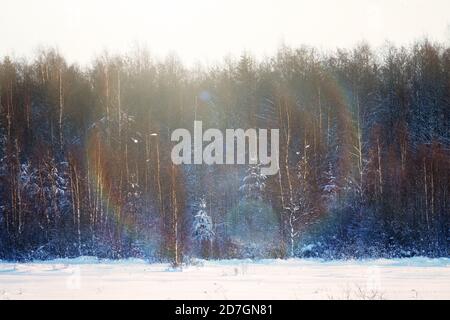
[224,164,280,258]
[322,162,338,208]
[192,198,214,242]
[239,163,267,200]
[192,197,214,258]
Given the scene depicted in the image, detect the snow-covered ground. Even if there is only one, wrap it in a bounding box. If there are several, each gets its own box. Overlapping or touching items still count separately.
[0,257,449,300]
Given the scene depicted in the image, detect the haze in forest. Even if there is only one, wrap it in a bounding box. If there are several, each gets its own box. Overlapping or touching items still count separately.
[1,0,450,65]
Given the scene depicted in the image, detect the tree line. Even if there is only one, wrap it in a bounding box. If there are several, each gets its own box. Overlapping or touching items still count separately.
[0,40,449,262]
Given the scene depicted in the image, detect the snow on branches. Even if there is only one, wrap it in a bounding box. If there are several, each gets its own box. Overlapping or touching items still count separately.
[192,197,214,242]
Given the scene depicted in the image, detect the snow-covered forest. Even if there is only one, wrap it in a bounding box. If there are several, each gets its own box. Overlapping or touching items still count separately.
[0,41,449,262]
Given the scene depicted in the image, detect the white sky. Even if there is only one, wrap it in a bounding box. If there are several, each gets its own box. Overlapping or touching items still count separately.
[1,0,449,66]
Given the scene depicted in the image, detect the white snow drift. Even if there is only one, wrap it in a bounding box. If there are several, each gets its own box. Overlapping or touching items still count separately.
[0,257,449,300]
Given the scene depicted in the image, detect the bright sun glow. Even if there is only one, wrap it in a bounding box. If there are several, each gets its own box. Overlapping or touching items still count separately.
[1,0,450,64]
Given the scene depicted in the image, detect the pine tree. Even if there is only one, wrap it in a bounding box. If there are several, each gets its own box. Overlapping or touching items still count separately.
[192,198,214,242]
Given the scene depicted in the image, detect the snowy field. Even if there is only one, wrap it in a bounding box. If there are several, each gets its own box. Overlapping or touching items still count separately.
[0,257,449,300]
